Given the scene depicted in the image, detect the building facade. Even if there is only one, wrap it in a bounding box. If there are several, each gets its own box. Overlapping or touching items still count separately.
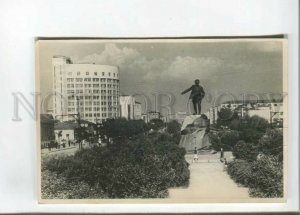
[208,100,283,125]
[120,95,135,120]
[54,120,95,143]
[52,56,120,123]
[40,114,55,148]
[120,95,143,120]
[134,102,142,120]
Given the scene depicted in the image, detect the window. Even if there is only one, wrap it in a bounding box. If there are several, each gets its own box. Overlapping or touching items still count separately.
[102,72,105,76]
[77,72,80,75]
[94,72,97,76]
[108,72,111,76]
[113,73,115,77]
[76,78,82,82]
[86,72,89,75]
[68,72,72,76]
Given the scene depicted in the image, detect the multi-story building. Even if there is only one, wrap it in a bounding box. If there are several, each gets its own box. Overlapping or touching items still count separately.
[120,95,142,120]
[209,100,283,125]
[52,55,120,123]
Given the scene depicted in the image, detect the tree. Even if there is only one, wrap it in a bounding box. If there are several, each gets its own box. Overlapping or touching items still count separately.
[216,108,238,128]
[166,120,181,135]
[229,118,242,130]
[240,128,264,144]
[247,115,270,132]
[258,129,283,161]
[232,140,259,161]
[219,130,240,150]
[148,118,164,131]
[100,118,148,140]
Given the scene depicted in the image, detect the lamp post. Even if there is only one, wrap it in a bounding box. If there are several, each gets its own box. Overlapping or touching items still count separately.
[79,122,88,149]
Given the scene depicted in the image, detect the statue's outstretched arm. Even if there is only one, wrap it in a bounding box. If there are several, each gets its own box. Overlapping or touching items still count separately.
[181,87,192,95]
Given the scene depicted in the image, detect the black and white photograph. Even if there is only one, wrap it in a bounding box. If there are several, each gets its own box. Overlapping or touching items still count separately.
[36,38,287,203]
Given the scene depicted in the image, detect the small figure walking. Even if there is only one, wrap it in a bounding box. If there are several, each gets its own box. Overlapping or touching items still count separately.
[181,79,205,115]
[220,147,224,162]
[223,158,228,171]
[193,147,199,163]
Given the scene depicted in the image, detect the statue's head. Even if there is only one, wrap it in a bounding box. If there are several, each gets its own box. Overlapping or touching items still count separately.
[195,79,200,85]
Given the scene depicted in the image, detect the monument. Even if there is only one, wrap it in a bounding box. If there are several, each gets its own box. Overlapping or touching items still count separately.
[179,114,211,153]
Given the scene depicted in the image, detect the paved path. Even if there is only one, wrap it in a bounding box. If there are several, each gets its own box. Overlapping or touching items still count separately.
[168,152,250,202]
[41,145,79,157]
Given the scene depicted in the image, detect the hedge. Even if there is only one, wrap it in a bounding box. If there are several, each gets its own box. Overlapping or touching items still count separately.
[227,155,283,198]
[42,133,190,199]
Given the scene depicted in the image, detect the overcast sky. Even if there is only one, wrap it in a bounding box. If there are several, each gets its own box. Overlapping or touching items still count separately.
[38,39,284,115]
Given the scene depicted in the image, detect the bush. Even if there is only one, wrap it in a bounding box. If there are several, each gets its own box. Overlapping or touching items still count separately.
[248,155,283,197]
[100,118,148,140]
[41,170,106,199]
[148,118,165,131]
[232,140,259,161]
[219,130,240,150]
[42,133,190,198]
[258,129,283,162]
[227,159,252,185]
[240,128,264,144]
[247,115,270,132]
[227,155,283,198]
[209,131,239,151]
[166,120,181,135]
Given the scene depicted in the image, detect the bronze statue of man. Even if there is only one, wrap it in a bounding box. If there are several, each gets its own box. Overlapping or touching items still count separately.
[181,79,205,115]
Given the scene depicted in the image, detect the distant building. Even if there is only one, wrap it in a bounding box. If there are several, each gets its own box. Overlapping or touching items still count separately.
[148,111,161,121]
[141,113,148,123]
[54,120,95,143]
[134,102,142,119]
[40,114,55,147]
[52,55,120,123]
[140,111,161,123]
[206,107,219,125]
[248,109,272,122]
[120,95,142,120]
[209,100,283,125]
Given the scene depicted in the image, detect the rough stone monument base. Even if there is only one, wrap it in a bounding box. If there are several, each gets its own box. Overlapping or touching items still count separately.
[179,114,211,153]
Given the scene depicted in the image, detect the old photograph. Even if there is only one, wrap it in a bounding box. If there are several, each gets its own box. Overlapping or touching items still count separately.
[36,38,287,203]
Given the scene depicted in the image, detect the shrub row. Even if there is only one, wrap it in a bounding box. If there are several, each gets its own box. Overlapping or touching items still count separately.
[227,155,283,198]
[41,170,107,199]
[42,132,189,199]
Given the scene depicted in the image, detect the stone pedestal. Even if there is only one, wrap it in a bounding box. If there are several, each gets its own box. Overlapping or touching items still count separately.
[179,114,210,153]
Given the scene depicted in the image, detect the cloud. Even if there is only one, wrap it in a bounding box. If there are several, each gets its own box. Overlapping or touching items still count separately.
[77,43,140,66]
[76,43,235,83]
